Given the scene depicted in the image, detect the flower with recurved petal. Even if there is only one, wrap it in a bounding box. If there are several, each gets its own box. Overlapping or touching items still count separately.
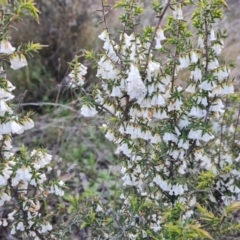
[10,54,27,70]
[0,40,15,54]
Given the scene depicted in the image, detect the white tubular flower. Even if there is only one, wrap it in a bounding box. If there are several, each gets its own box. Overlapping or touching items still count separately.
[196,96,208,106]
[151,133,161,144]
[178,115,190,129]
[212,43,223,55]
[182,210,194,222]
[198,35,204,48]
[0,40,16,54]
[130,41,137,62]
[156,82,166,92]
[105,130,116,142]
[147,83,155,95]
[163,132,178,143]
[0,166,12,186]
[31,150,52,169]
[188,129,214,142]
[0,192,11,206]
[161,75,171,86]
[186,83,197,93]
[95,91,104,105]
[0,98,12,116]
[50,183,64,196]
[188,129,202,140]
[177,6,183,20]
[210,28,216,41]
[20,117,34,130]
[104,40,118,61]
[3,137,11,150]
[96,57,118,80]
[212,83,234,96]
[210,99,225,114]
[189,106,206,118]
[11,165,32,187]
[150,220,162,232]
[0,88,14,101]
[8,210,17,221]
[208,58,219,70]
[10,54,28,70]
[102,103,115,114]
[201,132,214,142]
[68,63,87,88]
[173,6,183,20]
[155,38,162,49]
[37,173,47,184]
[178,139,190,150]
[147,61,161,81]
[95,204,103,212]
[0,120,22,135]
[117,143,132,157]
[155,27,165,49]
[213,66,230,82]
[111,85,123,97]
[16,222,25,231]
[151,94,165,107]
[156,27,166,40]
[6,80,15,92]
[153,175,169,191]
[126,64,147,104]
[10,225,16,235]
[199,80,217,91]
[2,219,8,227]
[119,78,127,91]
[190,67,202,81]
[120,33,132,51]
[190,51,198,63]
[179,55,190,69]
[10,120,24,134]
[122,173,137,186]
[169,184,188,196]
[81,105,98,117]
[153,109,168,119]
[141,98,151,108]
[40,222,53,233]
[168,98,183,111]
[98,30,109,41]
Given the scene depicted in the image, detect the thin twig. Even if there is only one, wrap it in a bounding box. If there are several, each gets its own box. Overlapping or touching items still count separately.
[100,0,123,69]
[144,0,171,72]
[170,22,181,93]
[19,102,78,112]
[204,18,209,73]
[16,90,27,112]
[95,103,116,117]
[233,105,240,143]
[219,98,228,162]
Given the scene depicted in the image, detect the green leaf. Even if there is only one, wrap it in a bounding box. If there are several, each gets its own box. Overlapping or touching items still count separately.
[17,0,40,22]
[188,225,214,240]
[0,0,8,4]
[25,42,48,53]
[226,202,240,214]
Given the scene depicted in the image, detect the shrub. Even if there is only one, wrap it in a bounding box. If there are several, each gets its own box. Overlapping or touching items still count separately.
[0,1,64,239]
[67,0,240,239]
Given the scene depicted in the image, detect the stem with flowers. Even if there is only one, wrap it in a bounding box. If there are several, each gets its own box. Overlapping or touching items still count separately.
[0,1,64,239]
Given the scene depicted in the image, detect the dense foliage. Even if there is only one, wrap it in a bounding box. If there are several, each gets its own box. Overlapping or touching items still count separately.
[67,0,240,239]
